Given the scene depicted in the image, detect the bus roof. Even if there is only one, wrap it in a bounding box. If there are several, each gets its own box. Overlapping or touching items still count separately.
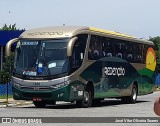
[19,26,153,44]
[89,27,153,45]
[90,27,136,39]
[20,26,89,39]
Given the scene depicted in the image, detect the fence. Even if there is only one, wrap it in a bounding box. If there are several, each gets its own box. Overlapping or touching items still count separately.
[0,83,12,96]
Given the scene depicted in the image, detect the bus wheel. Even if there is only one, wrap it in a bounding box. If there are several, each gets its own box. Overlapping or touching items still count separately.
[76,90,92,108]
[122,85,137,104]
[129,85,138,104]
[33,101,46,108]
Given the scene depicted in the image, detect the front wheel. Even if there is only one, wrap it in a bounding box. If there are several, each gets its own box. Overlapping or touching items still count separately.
[76,90,92,108]
[33,101,46,108]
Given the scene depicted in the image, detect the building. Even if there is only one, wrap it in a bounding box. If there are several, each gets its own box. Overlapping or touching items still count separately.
[0,30,24,70]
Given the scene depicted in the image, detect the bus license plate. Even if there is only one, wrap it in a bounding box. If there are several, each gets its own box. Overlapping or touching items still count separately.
[32,98,42,101]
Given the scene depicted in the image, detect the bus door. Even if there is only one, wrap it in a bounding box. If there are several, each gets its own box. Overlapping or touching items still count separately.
[70,34,88,73]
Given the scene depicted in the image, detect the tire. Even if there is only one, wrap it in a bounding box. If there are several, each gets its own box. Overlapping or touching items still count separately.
[129,85,138,103]
[33,101,46,108]
[122,85,137,104]
[76,90,92,108]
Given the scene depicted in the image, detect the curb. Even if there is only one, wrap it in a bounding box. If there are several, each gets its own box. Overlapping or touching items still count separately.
[0,100,32,107]
[154,88,160,91]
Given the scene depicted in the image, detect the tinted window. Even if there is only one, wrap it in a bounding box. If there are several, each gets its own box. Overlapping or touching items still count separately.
[88,34,149,64]
[88,35,103,60]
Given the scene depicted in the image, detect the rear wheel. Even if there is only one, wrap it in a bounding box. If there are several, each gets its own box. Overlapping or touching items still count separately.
[122,85,137,104]
[33,101,46,108]
[130,85,138,103]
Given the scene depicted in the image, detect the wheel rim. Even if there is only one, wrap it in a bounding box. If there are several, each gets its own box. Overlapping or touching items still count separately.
[132,87,137,100]
[83,91,90,104]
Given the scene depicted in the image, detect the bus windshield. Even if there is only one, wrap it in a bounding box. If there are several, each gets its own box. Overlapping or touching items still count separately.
[14,39,69,78]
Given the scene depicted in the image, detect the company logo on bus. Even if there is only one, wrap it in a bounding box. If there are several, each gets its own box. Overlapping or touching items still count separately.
[104,67,125,77]
[27,32,63,36]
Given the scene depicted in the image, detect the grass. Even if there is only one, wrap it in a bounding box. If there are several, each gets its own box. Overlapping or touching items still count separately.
[0,95,13,99]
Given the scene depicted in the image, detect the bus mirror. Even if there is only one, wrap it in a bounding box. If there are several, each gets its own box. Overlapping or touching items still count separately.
[5,38,19,57]
[67,37,78,56]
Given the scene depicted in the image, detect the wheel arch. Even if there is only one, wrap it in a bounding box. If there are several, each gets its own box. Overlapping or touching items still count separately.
[85,81,94,98]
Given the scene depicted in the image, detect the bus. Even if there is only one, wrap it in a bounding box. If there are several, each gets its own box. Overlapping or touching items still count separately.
[6,26,156,108]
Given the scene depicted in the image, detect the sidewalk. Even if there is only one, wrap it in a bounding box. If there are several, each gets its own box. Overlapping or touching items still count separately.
[155,87,160,91]
[0,98,32,107]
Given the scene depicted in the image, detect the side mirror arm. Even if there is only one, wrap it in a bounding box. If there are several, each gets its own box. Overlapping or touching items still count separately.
[5,38,19,57]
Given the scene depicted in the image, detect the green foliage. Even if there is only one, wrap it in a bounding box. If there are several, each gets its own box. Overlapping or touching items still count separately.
[149,36,160,72]
[0,70,10,84]
[0,95,12,99]
[0,23,25,31]
[0,54,14,84]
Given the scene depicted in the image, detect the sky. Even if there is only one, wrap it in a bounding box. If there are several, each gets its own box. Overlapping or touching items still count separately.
[0,0,160,39]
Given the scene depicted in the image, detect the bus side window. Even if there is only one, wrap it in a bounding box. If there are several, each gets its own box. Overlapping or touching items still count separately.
[115,41,125,59]
[133,44,143,63]
[126,42,133,62]
[88,35,103,60]
[102,38,113,57]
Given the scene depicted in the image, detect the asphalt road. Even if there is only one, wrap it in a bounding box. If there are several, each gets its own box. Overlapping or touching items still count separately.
[0,91,160,126]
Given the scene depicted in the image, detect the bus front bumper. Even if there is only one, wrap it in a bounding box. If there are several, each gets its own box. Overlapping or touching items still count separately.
[12,84,84,102]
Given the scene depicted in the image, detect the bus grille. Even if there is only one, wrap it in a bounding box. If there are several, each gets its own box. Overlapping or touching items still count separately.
[21,86,51,91]
[22,92,52,98]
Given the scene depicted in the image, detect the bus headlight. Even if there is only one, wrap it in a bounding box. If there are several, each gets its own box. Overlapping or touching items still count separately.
[50,80,70,89]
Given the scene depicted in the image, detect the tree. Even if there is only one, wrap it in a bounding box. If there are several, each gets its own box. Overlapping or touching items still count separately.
[0,24,25,83]
[0,23,25,31]
[149,36,160,72]
[0,54,14,83]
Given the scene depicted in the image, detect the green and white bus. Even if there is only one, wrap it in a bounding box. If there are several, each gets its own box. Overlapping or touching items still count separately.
[6,26,156,108]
